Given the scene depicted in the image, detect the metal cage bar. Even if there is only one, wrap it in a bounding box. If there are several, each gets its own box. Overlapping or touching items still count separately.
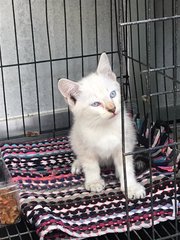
[11,0,26,136]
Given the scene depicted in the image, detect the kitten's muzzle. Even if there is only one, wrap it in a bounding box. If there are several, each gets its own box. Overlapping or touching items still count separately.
[106,103,116,114]
[108,107,116,114]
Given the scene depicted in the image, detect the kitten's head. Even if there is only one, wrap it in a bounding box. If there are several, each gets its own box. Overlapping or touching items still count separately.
[58,53,120,123]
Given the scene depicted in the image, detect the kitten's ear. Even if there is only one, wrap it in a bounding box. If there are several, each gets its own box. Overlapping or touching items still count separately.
[97,53,112,74]
[58,78,80,106]
[97,53,116,81]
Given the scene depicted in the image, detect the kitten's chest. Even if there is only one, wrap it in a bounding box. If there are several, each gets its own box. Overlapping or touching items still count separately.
[90,129,121,158]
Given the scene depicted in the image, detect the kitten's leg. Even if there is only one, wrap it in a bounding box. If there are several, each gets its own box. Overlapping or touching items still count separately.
[80,154,105,192]
[114,152,145,199]
[71,159,82,174]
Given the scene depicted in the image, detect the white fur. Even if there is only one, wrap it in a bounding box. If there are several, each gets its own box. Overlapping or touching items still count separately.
[58,53,145,199]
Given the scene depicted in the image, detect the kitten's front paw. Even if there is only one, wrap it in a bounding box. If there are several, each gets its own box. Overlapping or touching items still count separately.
[122,182,146,199]
[71,160,82,174]
[85,179,105,192]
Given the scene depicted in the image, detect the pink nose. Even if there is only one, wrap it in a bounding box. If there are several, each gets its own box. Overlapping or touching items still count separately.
[107,106,116,113]
[105,102,116,114]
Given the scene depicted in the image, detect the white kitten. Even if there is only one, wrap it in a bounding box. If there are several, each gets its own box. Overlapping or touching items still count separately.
[58,53,145,199]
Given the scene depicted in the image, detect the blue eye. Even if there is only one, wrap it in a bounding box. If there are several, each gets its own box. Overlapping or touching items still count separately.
[91,102,101,107]
[110,90,116,98]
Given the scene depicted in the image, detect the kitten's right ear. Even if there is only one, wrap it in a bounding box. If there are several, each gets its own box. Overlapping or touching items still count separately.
[58,78,80,106]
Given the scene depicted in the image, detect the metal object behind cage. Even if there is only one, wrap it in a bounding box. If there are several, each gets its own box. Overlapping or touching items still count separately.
[0,0,180,240]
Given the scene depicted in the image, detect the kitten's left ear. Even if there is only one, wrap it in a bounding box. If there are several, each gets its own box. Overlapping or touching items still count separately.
[96,53,116,81]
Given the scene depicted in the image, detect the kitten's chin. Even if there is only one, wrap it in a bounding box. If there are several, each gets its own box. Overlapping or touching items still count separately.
[109,113,118,119]
[101,111,119,120]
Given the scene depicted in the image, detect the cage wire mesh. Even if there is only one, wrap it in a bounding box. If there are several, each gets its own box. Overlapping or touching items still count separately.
[0,0,121,141]
[119,0,180,240]
[0,0,180,240]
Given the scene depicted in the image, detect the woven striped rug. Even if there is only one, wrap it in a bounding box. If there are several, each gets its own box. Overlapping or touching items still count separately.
[1,136,180,240]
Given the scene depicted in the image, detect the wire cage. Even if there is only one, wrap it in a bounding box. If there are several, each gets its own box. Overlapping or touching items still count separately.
[0,0,180,240]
